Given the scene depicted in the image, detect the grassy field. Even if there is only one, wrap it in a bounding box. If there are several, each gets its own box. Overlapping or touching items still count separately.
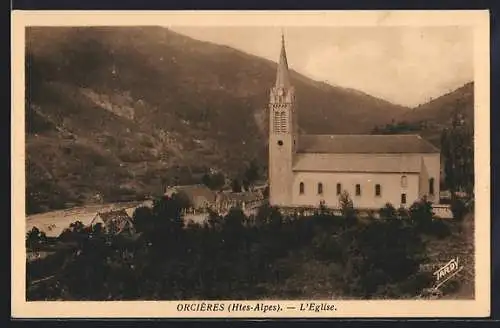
[425,213,475,299]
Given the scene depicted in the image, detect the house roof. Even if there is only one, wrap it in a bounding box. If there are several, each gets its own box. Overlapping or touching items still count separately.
[297,134,440,154]
[97,209,132,224]
[293,153,423,173]
[216,191,262,203]
[92,209,135,234]
[168,184,217,206]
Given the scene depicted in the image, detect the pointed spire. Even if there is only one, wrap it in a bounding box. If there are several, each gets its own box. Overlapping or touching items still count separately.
[275,31,291,88]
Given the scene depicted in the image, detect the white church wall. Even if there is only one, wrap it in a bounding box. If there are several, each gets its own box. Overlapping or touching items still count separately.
[269,133,294,206]
[418,159,429,199]
[291,171,420,210]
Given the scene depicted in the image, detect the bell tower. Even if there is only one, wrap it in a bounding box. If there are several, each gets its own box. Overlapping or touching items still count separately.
[268,33,297,207]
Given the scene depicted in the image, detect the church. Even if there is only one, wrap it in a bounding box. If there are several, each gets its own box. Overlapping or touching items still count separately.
[268,36,441,210]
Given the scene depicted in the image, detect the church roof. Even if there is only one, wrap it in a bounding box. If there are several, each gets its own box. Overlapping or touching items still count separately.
[297,134,440,154]
[275,33,291,88]
[293,153,424,173]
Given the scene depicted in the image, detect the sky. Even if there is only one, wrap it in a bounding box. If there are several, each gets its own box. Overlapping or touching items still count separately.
[170,26,473,107]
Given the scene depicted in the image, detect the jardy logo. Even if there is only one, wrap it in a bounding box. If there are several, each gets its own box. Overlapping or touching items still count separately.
[433,257,464,289]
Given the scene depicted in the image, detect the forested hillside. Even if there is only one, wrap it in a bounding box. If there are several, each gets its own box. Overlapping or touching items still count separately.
[26,27,408,213]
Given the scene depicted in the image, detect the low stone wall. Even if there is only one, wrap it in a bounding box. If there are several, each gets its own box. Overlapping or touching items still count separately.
[277,204,454,219]
[432,204,453,219]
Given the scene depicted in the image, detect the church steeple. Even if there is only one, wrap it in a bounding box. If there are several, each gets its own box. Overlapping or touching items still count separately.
[275,32,291,88]
[268,30,296,207]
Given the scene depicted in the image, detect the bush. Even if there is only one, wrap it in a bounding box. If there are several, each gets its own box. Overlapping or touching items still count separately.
[429,219,451,239]
[231,179,242,193]
[132,206,154,233]
[409,199,434,232]
[340,219,426,298]
[255,204,283,229]
[311,231,343,262]
[397,207,410,220]
[339,191,357,225]
[26,227,47,250]
[439,279,461,295]
[27,195,433,301]
[384,271,434,298]
[201,172,225,191]
[379,203,397,219]
[451,197,468,221]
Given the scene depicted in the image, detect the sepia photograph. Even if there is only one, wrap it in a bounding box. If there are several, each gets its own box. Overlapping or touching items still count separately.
[11,10,490,318]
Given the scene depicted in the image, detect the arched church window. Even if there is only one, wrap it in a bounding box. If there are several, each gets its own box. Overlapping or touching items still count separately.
[336,183,342,195]
[401,175,408,188]
[375,184,381,197]
[299,182,304,194]
[317,183,323,195]
[355,184,361,196]
[429,178,435,195]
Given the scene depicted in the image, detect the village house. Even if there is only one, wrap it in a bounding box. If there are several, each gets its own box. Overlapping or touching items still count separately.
[165,184,265,215]
[90,209,136,235]
[165,184,218,211]
[214,191,265,213]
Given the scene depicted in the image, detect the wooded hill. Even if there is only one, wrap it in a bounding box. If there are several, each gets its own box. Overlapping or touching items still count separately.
[25,27,473,214]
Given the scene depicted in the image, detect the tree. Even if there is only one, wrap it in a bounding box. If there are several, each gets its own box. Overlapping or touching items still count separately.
[170,192,192,210]
[244,160,260,186]
[440,102,474,194]
[206,208,223,230]
[262,186,269,198]
[450,196,467,222]
[201,173,211,188]
[341,218,427,298]
[339,191,356,223]
[231,179,242,193]
[408,198,449,237]
[132,206,154,233]
[26,227,47,250]
[212,173,226,190]
[202,172,225,191]
[242,179,250,192]
[153,195,186,224]
[379,203,397,220]
[409,198,434,227]
[59,220,89,244]
[224,207,247,229]
[69,220,86,233]
[255,204,282,229]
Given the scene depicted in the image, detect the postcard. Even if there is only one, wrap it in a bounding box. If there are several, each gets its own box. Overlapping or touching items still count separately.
[11,10,490,318]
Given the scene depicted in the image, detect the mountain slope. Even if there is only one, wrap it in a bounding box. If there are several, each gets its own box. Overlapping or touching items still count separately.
[399,82,474,146]
[372,82,474,147]
[401,82,473,126]
[25,26,408,214]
